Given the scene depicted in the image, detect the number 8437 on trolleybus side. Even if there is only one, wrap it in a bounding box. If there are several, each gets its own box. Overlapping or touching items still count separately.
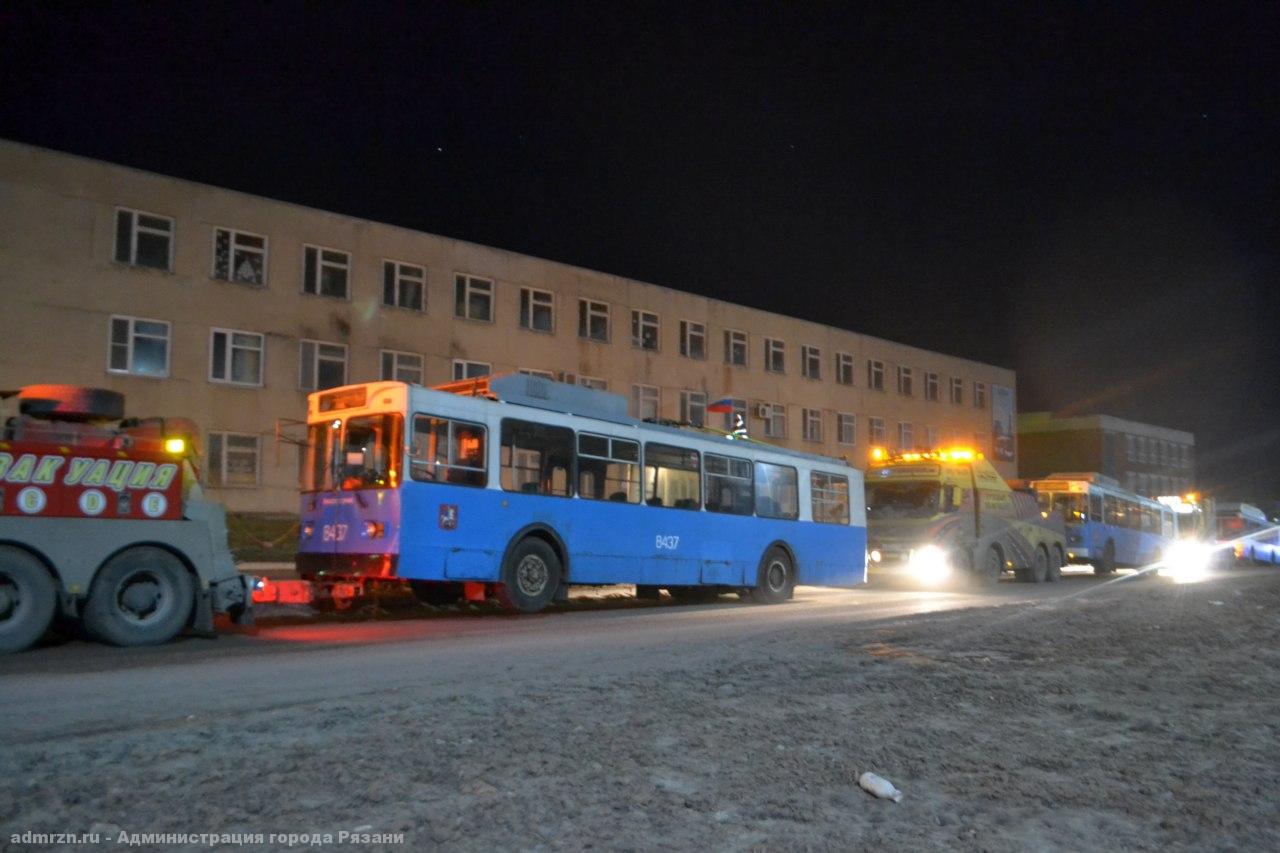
[296,374,867,612]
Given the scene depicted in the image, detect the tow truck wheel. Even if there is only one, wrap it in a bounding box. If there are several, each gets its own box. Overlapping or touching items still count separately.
[1047,546,1064,582]
[83,546,194,646]
[1093,541,1116,576]
[1027,546,1049,584]
[0,546,58,653]
[496,537,561,614]
[749,546,795,604]
[972,546,1003,587]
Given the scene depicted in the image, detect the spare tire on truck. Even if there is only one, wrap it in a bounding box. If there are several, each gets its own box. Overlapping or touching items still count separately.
[17,385,125,421]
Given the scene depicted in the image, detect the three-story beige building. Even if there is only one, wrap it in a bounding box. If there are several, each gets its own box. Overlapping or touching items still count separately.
[0,139,1017,513]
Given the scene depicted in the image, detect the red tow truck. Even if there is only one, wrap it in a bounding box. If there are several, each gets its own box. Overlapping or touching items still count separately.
[0,385,252,652]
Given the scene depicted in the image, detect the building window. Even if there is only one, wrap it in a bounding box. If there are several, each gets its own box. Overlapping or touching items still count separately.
[213,227,266,286]
[926,425,939,449]
[518,367,556,380]
[209,328,264,386]
[950,377,964,405]
[837,413,856,445]
[577,376,607,391]
[802,408,823,442]
[724,329,748,366]
[897,366,913,396]
[867,359,885,391]
[299,340,347,390]
[380,350,423,384]
[973,381,987,409]
[454,274,494,321]
[680,390,707,426]
[763,403,787,438]
[897,421,914,450]
[114,208,173,271]
[108,315,170,377]
[764,338,786,373]
[207,432,260,488]
[836,352,854,385]
[801,346,822,380]
[519,287,554,333]
[868,416,886,446]
[383,261,424,311]
[578,299,610,342]
[924,372,939,401]
[302,245,350,299]
[632,310,659,350]
[720,398,748,432]
[632,384,660,421]
[452,360,491,381]
[679,321,706,359]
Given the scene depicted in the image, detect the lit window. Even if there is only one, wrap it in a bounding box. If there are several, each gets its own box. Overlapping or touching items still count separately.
[383,261,425,311]
[802,408,823,442]
[519,287,554,333]
[836,352,854,385]
[679,321,706,360]
[579,299,610,342]
[763,403,787,438]
[115,208,173,271]
[109,315,170,377]
[632,310,659,350]
[802,346,822,380]
[837,413,856,445]
[210,328,264,386]
[764,338,786,373]
[924,372,939,401]
[680,390,707,427]
[213,227,266,286]
[299,340,347,390]
[632,384,660,421]
[380,350,423,384]
[452,360,491,381]
[207,432,260,488]
[302,245,350,299]
[724,329,748,366]
[897,366,913,396]
[454,274,494,321]
[867,360,885,391]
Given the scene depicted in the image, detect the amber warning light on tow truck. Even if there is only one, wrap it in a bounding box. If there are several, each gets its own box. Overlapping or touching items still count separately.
[869,447,983,464]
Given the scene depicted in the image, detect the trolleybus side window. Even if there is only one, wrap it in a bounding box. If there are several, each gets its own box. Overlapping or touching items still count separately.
[704,453,753,515]
[644,443,701,510]
[810,471,850,525]
[1089,492,1103,522]
[339,414,402,489]
[1104,493,1122,526]
[577,433,641,503]
[500,418,574,497]
[409,415,487,487]
[755,461,799,520]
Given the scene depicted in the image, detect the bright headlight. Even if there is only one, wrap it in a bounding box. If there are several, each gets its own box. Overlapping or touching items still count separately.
[1163,541,1213,584]
[908,545,952,584]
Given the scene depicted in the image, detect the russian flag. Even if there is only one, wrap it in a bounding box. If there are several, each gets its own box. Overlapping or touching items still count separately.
[706,398,735,413]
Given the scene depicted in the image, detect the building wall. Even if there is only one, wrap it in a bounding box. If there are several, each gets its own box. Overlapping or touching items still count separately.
[0,140,1017,512]
[1018,412,1195,498]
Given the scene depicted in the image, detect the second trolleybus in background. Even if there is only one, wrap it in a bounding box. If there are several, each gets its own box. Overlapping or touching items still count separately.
[1028,472,1178,574]
[296,374,867,612]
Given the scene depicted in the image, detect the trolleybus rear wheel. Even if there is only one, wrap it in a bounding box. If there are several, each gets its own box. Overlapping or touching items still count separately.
[497,537,561,614]
[83,546,194,646]
[749,546,795,604]
[0,546,57,653]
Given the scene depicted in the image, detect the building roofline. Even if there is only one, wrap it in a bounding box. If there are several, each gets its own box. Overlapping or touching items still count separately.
[0,136,1014,376]
[1017,411,1194,444]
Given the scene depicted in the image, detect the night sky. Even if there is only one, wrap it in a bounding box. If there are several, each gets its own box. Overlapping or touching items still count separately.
[2,3,1277,502]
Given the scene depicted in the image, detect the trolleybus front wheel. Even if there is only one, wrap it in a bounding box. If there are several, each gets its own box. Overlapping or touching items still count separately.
[0,545,57,653]
[497,537,561,614]
[749,546,795,604]
[83,546,194,647]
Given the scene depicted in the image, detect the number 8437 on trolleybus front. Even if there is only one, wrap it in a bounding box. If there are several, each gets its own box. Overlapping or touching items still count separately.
[296,374,867,612]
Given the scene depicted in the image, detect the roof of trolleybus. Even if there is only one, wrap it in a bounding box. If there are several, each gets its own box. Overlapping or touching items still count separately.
[308,375,864,520]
